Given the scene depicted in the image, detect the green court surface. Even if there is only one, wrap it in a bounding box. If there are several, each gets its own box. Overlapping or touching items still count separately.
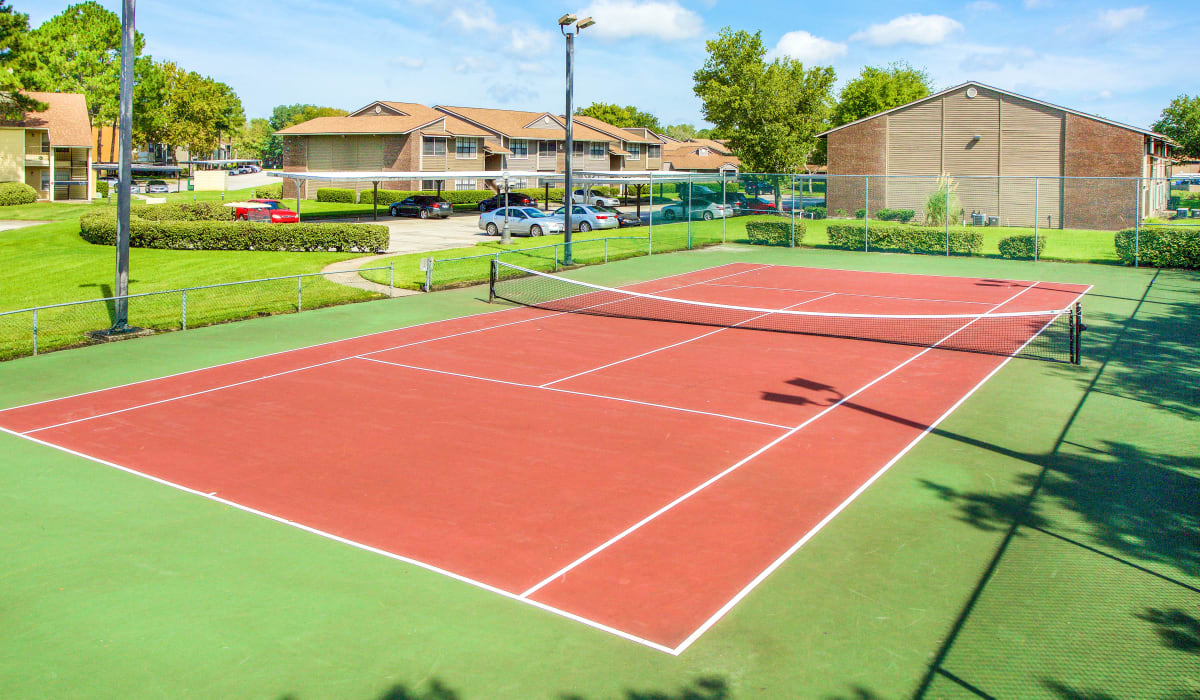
[0,246,1195,699]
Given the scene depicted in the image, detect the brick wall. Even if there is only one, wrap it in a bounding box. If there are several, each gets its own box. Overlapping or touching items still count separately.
[281,137,306,199]
[825,117,887,216]
[384,134,420,190]
[1063,113,1144,230]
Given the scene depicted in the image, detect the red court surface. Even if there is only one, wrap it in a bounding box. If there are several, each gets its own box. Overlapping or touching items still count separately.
[0,263,1091,654]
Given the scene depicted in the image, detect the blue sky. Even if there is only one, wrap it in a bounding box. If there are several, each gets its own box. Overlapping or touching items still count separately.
[28,0,1198,130]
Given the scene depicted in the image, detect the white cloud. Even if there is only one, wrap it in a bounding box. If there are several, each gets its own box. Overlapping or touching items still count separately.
[1023,0,1050,8]
[850,14,964,46]
[1098,89,1113,99]
[506,25,555,56]
[577,0,704,41]
[447,1,495,32]
[1097,6,1147,31]
[455,56,489,73]
[965,0,1000,11]
[960,46,1037,71]
[768,30,847,64]
[516,61,551,74]
[389,55,425,69]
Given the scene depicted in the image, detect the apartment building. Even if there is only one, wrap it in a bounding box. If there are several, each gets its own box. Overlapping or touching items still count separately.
[0,92,93,201]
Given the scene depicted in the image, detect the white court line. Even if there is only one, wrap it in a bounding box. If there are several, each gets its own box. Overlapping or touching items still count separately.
[0,261,757,416]
[357,357,792,430]
[14,264,771,435]
[698,282,998,307]
[0,424,676,656]
[517,282,1044,600]
[538,293,837,388]
[671,283,1093,655]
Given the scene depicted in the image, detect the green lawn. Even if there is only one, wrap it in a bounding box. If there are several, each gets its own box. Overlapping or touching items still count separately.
[0,248,1193,698]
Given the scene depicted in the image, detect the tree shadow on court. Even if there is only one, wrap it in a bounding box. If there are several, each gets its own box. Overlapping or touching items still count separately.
[822,686,889,700]
[1137,608,1200,655]
[279,679,460,700]
[559,676,729,700]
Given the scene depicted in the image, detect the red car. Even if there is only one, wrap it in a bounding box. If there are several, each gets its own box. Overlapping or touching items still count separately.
[234,199,300,223]
[742,196,778,213]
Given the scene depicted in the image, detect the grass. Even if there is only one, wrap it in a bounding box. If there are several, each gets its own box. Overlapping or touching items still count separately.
[0,247,1193,698]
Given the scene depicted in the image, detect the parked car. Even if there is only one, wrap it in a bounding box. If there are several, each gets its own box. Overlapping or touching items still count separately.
[743,180,775,196]
[146,180,169,194]
[571,189,619,207]
[741,196,778,213]
[478,207,564,237]
[551,204,620,232]
[478,192,536,212]
[660,200,732,221]
[593,205,642,227]
[233,199,300,223]
[390,195,452,219]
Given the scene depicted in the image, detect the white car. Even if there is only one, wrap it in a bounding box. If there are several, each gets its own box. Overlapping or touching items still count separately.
[552,204,620,232]
[479,207,565,237]
[146,181,170,194]
[571,189,619,207]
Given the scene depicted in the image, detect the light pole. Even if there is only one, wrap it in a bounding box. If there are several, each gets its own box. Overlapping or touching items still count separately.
[111,0,135,332]
[558,13,594,267]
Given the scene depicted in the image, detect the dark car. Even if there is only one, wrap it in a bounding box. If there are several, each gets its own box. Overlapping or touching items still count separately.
[594,205,642,227]
[743,180,775,196]
[390,195,452,219]
[478,192,536,212]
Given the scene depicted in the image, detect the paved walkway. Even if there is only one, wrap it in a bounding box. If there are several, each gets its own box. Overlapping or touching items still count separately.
[0,220,51,232]
[319,254,419,298]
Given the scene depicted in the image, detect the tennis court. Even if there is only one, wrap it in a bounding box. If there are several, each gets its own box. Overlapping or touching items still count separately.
[0,261,1090,655]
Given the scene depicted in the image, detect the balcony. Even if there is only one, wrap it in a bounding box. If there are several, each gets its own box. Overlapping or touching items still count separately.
[25,152,50,167]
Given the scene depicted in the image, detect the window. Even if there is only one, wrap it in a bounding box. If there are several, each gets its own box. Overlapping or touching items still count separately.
[538,140,557,157]
[510,139,529,157]
[455,138,478,159]
[627,143,641,157]
[420,179,444,191]
[455,178,476,190]
[573,141,586,157]
[422,138,446,156]
[590,142,605,157]
[41,134,50,153]
[507,178,528,188]
[647,144,661,159]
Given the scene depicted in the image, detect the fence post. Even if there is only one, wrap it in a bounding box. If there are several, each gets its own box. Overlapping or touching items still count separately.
[424,258,434,292]
[721,171,727,243]
[1034,177,1039,262]
[864,176,869,252]
[31,308,37,356]
[790,174,796,248]
[553,246,559,272]
[604,238,608,263]
[648,173,654,255]
[687,179,693,249]
[297,275,303,312]
[1134,177,1140,268]
[945,176,951,256]
[181,289,188,330]
[389,263,394,296]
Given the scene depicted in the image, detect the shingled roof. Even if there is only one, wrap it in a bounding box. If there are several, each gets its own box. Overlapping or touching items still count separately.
[7,92,92,147]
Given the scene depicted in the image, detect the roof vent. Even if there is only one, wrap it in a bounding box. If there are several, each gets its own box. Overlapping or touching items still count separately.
[374,105,382,114]
[966,87,978,98]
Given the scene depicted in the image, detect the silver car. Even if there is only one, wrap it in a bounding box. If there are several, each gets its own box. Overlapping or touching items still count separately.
[479,207,565,237]
[551,204,621,232]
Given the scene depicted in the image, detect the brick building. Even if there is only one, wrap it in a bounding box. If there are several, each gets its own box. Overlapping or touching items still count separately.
[818,82,1176,230]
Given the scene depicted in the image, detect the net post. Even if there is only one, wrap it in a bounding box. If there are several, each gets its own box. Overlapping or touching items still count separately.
[181,289,187,330]
[1073,302,1083,365]
[488,258,497,303]
[31,308,37,356]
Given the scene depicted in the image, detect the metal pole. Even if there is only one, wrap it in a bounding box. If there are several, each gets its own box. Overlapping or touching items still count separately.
[295,176,301,217]
[372,181,379,221]
[31,308,37,356]
[563,30,574,266]
[687,179,693,249]
[111,0,135,332]
[424,258,433,292]
[389,263,394,295]
[721,171,727,243]
[1033,177,1039,262]
[604,237,608,263]
[790,174,796,248]
[181,289,187,330]
[1134,177,1140,267]
[945,176,951,256]
[501,174,511,245]
[864,175,869,252]
[297,276,303,312]
[648,173,653,255]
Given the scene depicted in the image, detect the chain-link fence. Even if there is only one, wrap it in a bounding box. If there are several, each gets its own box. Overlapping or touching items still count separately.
[0,266,393,361]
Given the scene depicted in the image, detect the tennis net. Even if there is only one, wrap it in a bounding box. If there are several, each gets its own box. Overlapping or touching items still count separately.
[489,261,1084,364]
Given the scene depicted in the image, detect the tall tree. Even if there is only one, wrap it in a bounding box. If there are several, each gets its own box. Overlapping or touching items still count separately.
[663,123,697,140]
[830,62,933,127]
[0,0,43,121]
[151,62,245,159]
[575,102,662,131]
[233,118,274,162]
[694,27,835,183]
[1153,94,1200,159]
[21,2,145,149]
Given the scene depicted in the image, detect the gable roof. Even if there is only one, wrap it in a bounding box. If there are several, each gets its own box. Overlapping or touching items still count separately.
[569,115,660,144]
[277,101,489,137]
[434,105,616,142]
[5,92,92,147]
[816,81,1175,143]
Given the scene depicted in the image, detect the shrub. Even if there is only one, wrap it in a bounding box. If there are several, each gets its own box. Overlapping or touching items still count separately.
[833,208,849,218]
[316,187,356,203]
[1114,226,1200,268]
[130,202,234,221]
[746,220,802,246]
[998,234,1047,259]
[254,183,283,199]
[0,181,38,206]
[80,211,387,253]
[854,208,867,219]
[802,205,825,219]
[924,175,963,226]
[827,222,983,256]
[875,208,915,223]
[359,189,415,205]
[97,180,109,198]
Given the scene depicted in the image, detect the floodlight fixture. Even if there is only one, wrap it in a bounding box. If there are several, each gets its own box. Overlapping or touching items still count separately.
[558,13,576,26]
[577,16,595,30]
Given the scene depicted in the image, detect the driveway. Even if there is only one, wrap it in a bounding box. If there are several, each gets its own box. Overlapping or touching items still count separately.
[316,212,496,254]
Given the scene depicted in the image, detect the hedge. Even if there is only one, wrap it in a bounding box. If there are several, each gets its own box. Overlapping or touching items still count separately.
[316,187,356,203]
[0,181,37,206]
[827,222,983,255]
[130,202,234,221]
[254,183,283,198]
[802,205,825,219]
[80,212,387,252]
[1114,226,1200,268]
[876,208,915,223]
[746,220,802,246]
[998,234,1047,259]
[97,180,109,198]
[357,187,570,206]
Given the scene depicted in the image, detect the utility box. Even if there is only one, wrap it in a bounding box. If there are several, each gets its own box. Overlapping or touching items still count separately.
[192,170,227,192]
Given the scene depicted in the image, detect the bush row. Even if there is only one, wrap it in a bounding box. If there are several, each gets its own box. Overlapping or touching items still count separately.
[130,202,235,221]
[746,220,802,246]
[79,212,387,252]
[997,234,1047,259]
[255,183,283,198]
[0,181,37,206]
[875,208,916,223]
[827,222,983,255]
[354,187,573,206]
[1115,226,1200,268]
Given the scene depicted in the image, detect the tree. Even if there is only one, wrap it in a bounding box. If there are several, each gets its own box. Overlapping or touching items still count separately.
[21,1,145,150]
[693,27,836,199]
[233,118,274,162]
[0,0,43,121]
[575,102,661,131]
[147,62,245,159]
[1153,94,1200,159]
[830,62,933,127]
[258,104,347,165]
[664,123,697,140]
